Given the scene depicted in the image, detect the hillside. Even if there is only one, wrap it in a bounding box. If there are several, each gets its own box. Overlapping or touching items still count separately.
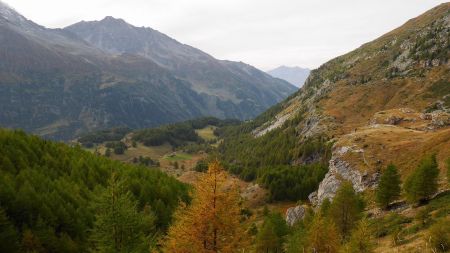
[215,4,450,251]
[0,2,296,140]
[220,2,449,191]
[0,129,189,252]
[267,66,311,87]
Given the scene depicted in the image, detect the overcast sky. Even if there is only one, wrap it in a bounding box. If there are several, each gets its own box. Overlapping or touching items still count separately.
[3,0,446,70]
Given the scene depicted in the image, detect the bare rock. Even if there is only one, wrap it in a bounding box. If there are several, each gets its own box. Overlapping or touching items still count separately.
[310,145,379,207]
[285,205,306,226]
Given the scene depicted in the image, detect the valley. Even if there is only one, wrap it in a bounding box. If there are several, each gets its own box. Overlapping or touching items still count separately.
[0,1,449,253]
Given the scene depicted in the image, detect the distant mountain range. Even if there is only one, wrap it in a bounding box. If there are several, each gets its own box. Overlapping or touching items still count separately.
[0,1,296,140]
[267,66,310,87]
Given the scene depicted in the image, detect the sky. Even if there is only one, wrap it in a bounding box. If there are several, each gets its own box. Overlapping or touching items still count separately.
[3,0,446,70]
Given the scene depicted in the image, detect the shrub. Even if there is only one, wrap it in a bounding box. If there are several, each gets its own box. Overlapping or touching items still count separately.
[427,219,450,252]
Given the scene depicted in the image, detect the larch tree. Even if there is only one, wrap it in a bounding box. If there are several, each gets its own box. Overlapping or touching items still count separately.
[329,181,364,241]
[307,214,340,253]
[162,160,249,253]
[376,164,401,209]
[404,154,439,204]
[340,218,374,253]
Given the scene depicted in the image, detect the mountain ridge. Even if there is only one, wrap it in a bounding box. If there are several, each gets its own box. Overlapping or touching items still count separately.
[0,3,296,140]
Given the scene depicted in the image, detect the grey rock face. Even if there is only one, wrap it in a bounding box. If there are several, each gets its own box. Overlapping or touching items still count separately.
[285,205,306,226]
[310,145,379,206]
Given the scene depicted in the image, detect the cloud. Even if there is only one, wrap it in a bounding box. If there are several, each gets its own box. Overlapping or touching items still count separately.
[4,0,445,70]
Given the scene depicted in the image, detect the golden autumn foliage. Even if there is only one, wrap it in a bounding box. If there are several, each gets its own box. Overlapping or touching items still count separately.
[307,215,340,253]
[162,160,249,253]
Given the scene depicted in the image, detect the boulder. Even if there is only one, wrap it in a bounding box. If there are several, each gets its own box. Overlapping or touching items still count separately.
[285,205,306,226]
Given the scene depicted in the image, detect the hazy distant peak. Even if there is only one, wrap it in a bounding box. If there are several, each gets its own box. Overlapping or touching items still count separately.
[267,66,311,87]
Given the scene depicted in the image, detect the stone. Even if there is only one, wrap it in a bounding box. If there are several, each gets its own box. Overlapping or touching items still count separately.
[285,205,306,226]
[310,144,379,207]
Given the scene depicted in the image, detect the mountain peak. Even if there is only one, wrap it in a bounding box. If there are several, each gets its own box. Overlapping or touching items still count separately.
[0,0,38,29]
[267,66,310,87]
[101,16,126,24]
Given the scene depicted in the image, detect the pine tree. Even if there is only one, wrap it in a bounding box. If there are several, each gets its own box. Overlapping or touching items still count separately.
[376,164,401,209]
[162,160,249,253]
[90,173,155,253]
[307,214,340,253]
[340,218,374,253]
[404,154,439,203]
[329,181,364,240]
[255,212,288,253]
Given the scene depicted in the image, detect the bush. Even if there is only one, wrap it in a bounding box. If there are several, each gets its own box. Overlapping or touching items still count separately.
[428,219,450,252]
[194,160,208,172]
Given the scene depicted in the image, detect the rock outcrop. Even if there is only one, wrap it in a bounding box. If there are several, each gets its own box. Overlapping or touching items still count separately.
[309,145,379,206]
[285,205,306,226]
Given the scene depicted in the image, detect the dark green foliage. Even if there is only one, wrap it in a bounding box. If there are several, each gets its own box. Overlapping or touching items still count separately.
[220,124,331,170]
[0,207,19,253]
[218,114,331,200]
[376,164,401,209]
[133,117,238,147]
[194,160,208,172]
[78,127,131,146]
[370,213,412,238]
[0,129,189,252]
[105,141,128,155]
[404,154,439,203]
[255,212,289,253]
[90,174,156,252]
[132,156,159,167]
[329,181,364,240]
[260,163,328,201]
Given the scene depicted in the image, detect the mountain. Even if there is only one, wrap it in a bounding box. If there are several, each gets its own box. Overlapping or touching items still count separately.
[267,66,311,87]
[0,2,296,140]
[65,17,297,117]
[219,3,450,203]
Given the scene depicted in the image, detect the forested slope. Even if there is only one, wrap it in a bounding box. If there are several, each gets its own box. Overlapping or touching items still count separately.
[0,129,189,252]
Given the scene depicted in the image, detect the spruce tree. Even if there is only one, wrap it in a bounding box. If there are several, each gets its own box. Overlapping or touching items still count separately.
[329,181,364,240]
[404,154,439,204]
[90,173,155,253]
[376,164,401,209]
